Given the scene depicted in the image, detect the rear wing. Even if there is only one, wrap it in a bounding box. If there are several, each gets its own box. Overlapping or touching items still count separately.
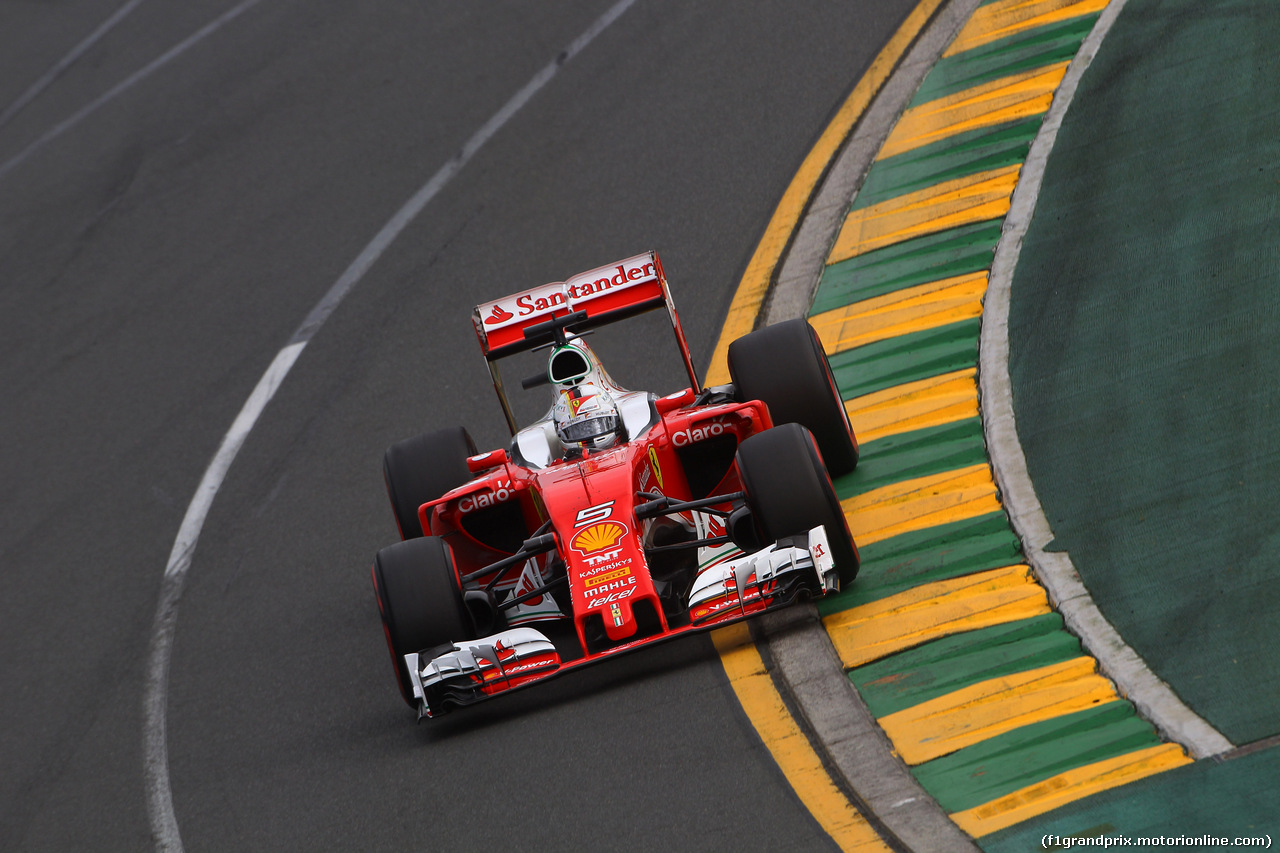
[472,251,700,434]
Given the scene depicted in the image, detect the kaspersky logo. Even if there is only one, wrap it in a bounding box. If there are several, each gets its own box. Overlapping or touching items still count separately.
[569,521,626,556]
[485,304,514,325]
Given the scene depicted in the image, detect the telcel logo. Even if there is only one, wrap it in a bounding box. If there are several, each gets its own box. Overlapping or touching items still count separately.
[672,420,728,447]
[588,583,636,608]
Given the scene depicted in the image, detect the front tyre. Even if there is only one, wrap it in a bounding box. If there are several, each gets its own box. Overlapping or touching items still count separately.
[371,536,471,707]
[728,318,858,475]
[383,426,477,539]
[736,422,859,587]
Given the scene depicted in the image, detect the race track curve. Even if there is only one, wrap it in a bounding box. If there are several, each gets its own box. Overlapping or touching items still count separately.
[0,1,919,850]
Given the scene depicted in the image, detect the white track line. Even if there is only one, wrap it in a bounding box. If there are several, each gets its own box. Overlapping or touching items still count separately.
[978,0,1233,760]
[141,2,638,850]
[0,0,263,183]
[0,0,148,131]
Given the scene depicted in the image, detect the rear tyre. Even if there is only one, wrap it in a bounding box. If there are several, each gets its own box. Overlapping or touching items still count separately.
[736,423,859,587]
[371,536,472,707]
[383,426,477,539]
[728,318,858,475]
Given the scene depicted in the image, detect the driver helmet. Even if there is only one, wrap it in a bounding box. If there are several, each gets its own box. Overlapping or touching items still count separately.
[553,383,622,450]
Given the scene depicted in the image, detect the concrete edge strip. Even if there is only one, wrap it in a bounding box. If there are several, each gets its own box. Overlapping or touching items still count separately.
[759,1,987,850]
[976,0,1234,760]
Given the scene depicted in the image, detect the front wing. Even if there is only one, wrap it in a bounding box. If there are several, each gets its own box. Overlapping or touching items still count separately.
[406,525,836,719]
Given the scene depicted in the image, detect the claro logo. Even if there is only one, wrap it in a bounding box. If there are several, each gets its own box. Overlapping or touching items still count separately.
[671,420,728,447]
[458,480,513,513]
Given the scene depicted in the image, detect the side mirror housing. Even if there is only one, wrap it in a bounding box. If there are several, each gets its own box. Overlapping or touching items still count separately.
[655,388,696,416]
[467,448,509,473]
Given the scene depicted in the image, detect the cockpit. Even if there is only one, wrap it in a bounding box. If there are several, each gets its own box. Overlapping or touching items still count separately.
[511,337,659,468]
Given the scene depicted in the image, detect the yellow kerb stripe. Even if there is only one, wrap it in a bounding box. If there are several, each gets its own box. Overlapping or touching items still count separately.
[951,744,1192,836]
[824,564,1050,668]
[944,0,1110,57]
[811,272,988,355]
[879,657,1118,764]
[830,166,1020,262]
[841,463,1000,546]
[878,62,1069,160]
[846,368,979,443]
[712,624,894,851]
[702,0,948,387]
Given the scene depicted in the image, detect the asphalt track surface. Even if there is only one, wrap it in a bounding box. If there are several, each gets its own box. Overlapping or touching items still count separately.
[0,1,921,850]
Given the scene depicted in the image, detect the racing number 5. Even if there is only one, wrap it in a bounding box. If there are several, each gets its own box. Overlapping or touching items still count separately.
[575,501,615,527]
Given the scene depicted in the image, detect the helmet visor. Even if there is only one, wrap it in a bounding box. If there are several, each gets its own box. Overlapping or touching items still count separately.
[560,414,618,444]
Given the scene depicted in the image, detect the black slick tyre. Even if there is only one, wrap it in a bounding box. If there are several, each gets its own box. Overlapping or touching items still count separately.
[736,423,860,587]
[728,318,859,475]
[372,536,472,707]
[383,426,477,538]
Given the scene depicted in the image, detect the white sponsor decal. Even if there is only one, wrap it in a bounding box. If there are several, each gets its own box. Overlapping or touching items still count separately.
[671,419,729,447]
[563,257,657,304]
[574,500,615,527]
[582,548,625,568]
[458,480,513,513]
[478,282,566,331]
[584,575,637,599]
[504,661,552,675]
[477,253,659,334]
[583,550,632,578]
[587,585,636,608]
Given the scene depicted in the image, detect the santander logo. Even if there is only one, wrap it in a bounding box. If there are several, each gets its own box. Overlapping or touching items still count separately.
[485,304,514,325]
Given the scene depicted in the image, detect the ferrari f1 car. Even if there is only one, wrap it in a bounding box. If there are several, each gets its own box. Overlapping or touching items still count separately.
[372,252,860,718]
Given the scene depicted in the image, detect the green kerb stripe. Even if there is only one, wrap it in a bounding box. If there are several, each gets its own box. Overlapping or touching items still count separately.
[850,613,1079,717]
[854,118,1040,210]
[912,701,1165,813]
[829,317,980,399]
[834,418,988,498]
[812,220,1002,314]
[818,512,1022,611]
[911,14,1101,107]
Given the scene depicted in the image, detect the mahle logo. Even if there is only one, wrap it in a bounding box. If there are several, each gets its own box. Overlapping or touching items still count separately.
[569,521,626,555]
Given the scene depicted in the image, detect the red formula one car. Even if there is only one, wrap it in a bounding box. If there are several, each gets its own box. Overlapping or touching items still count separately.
[372,252,860,718]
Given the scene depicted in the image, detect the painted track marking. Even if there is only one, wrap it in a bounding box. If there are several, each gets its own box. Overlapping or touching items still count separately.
[708,0,1229,843]
[0,0,265,184]
[0,0,148,131]
[140,2,639,850]
[704,2,991,850]
[714,625,891,851]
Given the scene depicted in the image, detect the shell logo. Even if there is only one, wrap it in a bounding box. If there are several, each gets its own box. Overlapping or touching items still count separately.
[569,521,627,555]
